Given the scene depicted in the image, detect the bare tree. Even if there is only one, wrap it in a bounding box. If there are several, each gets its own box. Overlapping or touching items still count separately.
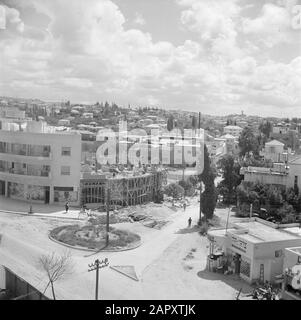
[38,251,73,300]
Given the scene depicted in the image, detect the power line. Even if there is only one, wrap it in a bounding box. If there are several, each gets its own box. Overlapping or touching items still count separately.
[88,258,109,300]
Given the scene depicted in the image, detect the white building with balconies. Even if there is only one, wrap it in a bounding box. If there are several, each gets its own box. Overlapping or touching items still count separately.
[0,119,82,205]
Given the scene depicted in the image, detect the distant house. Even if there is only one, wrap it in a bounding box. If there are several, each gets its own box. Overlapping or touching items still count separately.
[240,156,301,191]
[262,140,286,162]
[58,119,70,126]
[82,113,93,119]
[223,125,243,138]
[273,123,290,135]
[70,109,80,116]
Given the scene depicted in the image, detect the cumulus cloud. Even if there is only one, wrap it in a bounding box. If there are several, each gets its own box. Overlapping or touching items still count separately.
[0,0,299,116]
[133,12,146,26]
[242,3,293,47]
[1,5,24,32]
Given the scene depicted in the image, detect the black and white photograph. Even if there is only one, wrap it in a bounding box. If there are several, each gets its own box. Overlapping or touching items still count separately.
[0,0,301,307]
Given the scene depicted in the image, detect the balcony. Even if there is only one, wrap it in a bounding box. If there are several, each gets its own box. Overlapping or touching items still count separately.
[0,143,51,158]
[0,168,51,178]
[0,152,52,164]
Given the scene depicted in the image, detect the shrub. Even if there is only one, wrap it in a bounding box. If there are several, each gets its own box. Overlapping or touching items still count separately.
[164,183,184,200]
[178,180,195,197]
[199,223,208,236]
[276,202,297,224]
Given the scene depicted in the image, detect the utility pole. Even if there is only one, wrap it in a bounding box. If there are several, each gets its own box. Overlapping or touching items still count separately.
[250,203,253,219]
[88,258,109,300]
[95,150,97,173]
[225,206,231,234]
[106,187,110,247]
[198,111,202,225]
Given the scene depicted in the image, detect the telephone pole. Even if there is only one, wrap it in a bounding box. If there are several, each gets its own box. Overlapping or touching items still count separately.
[106,187,110,246]
[198,111,202,225]
[88,258,109,300]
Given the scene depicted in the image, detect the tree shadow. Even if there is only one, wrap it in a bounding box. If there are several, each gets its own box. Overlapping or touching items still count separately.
[197,269,253,294]
[175,225,201,234]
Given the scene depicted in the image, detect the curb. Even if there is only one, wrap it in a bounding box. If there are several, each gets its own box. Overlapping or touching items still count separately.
[48,233,142,253]
[0,209,85,221]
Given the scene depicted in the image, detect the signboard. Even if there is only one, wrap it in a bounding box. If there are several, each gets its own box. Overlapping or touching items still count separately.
[231,235,248,254]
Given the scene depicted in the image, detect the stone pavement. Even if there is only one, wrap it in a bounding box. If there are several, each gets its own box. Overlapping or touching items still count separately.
[0,196,86,220]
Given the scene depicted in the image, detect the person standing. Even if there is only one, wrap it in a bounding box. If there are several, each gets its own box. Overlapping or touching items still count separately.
[183,202,187,211]
[65,201,69,214]
[188,217,192,228]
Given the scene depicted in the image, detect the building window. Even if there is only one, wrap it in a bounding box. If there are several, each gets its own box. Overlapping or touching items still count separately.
[275,250,283,258]
[61,147,71,156]
[61,166,70,176]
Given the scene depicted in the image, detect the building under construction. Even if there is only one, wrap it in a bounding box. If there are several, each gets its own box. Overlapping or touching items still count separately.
[80,168,167,209]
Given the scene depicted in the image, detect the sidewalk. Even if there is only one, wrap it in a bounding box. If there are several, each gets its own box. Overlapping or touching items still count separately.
[0,196,86,220]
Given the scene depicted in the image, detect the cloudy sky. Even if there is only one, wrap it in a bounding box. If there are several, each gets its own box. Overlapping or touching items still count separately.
[0,0,300,117]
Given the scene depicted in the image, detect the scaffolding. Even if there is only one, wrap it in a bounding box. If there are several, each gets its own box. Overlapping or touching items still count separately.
[80,169,167,208]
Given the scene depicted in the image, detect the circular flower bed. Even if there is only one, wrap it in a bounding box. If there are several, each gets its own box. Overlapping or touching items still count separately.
[50,224,141,251]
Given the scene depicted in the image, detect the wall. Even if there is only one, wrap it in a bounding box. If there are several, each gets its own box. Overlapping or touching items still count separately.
[243,171,287,186]
[287,163,301,191]
[0,265,5,289]
[283,248,301,270]
[252,239,301,283]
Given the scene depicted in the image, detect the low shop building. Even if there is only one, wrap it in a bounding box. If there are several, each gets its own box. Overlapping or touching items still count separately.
[207,219,301,284]
[281,247,301,300]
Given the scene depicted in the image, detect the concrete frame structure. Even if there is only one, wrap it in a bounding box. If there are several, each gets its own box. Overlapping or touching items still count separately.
[80,169,167,208]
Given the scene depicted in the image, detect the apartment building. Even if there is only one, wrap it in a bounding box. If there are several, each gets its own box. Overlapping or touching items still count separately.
[0,119,82,205]
[240,157,301,191]
[223,125,243,138]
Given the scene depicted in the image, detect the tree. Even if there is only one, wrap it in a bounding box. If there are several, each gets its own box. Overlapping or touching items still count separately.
[241,156,273,168]
[38,251,73,300]
[191,116,197,130]
[164,183,184,200]
[259,121,272,139]
[187,175,199,188]
[238,126,260,157]
[167,116,174,131]
[201,173,217,220]
[199,145,217,221]
[276,202,296,223]
[178,180,195,197]
[217,155,242,204]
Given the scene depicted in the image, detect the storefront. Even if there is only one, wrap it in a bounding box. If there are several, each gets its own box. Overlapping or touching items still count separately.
[281,247,301,300]
[207,219,301,284]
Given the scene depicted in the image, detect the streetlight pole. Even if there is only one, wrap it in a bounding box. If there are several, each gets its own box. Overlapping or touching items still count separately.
[88,258,109,300]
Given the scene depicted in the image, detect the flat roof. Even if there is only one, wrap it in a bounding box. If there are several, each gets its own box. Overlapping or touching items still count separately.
[285,247,301,255]
[283,227,301,238]
[232,221,300,243]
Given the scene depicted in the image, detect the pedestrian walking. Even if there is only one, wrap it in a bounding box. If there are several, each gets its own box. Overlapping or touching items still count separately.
[188,217,192,228]
[183,202,187,211]
[65,201,69,214]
